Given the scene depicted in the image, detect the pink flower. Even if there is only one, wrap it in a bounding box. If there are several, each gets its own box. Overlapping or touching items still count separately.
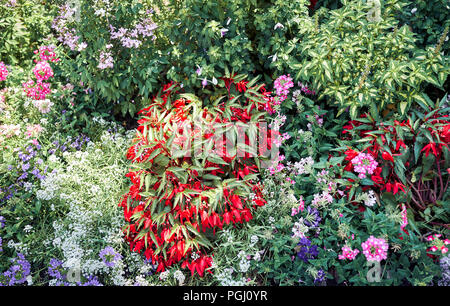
[25,124,43,138]
[361,236,389,262]
[338,246,360,260]
[34,45,59,62]
[298,196,305,212]
[351,152,378,179]
[33,61,54,81]
[400,203,408,231]
[273,74,294,101]
[0,62,8,81]
[23,80,51,100]
[97,51,114,69]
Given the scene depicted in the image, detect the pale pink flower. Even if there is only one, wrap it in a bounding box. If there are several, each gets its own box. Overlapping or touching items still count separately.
[351,152,378,179]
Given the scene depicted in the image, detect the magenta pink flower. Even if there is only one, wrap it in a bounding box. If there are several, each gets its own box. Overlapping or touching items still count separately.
[273,74,294,101]
[361,236,389,262]
[0,62,8,81]
[34,46,59,63]
[351,152,378,179]
[23,80,51,100]
[400,203,408,231]
[338,246,360,260]
[33,61,54,81]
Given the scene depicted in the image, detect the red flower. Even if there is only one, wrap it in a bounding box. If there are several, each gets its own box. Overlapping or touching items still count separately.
[441,124,450,143]
[382,151,394,163]
[421,142,438,157]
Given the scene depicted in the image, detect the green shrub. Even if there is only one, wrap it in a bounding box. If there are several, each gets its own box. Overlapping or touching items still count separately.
[0,0,56,66]
[291,0,449,119]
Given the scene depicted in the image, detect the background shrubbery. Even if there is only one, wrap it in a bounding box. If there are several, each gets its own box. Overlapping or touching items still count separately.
[0,0,448,286]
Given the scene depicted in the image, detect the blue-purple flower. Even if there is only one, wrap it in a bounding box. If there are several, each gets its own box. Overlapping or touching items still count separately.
[48,258,64,279]
[296,237,319,263]
[2,253,31,286]
[99,246,122,267]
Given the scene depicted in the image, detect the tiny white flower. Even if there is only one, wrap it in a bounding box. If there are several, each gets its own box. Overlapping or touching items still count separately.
[274,23,284,30]
[411,8,417,14]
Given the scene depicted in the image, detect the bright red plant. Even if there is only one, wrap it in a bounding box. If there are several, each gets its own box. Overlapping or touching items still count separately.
[119,74,273,276]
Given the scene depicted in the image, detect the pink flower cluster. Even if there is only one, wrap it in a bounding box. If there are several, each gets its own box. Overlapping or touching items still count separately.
[338,246,360,260]
[426,234,449,254]
[109,13,157,49]
[311,191,333,206]
[33,99,54,114]
[0,62,8,81]
[400,203,408,231]
[33,46,59,63]
[351,152,378,179]
[33,61,54,81]
[52,5,86,51]
[23,80,51,100]
[25,124,43,138]
[361,236,389,262]
[273,74,294,102]
[97,51,114,70]
[291,196,305,216]
[23,46,58,100]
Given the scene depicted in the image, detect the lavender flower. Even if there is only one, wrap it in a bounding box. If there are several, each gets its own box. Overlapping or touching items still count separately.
[99,246,122,267]
[78,275,102,286]
[2,253,31,286]
[48,258,64,279]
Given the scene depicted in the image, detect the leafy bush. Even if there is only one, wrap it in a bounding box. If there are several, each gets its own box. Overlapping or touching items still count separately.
[0,0,56,66]
[338,95,449,228]
[291,0,449,118]
[53,0,313,117]
[160,0,311,87]
[52,0,163,117]
[397,0,450,53]
[240,78,446,285]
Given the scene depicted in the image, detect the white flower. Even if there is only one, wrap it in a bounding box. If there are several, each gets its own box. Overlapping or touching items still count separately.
[159,270,170,281]
[26,275,33,285]
[411,8,417,14]
[24,225,34,233]
[274,23,284,30]
[78,42,87,51]
[250,235,259,245]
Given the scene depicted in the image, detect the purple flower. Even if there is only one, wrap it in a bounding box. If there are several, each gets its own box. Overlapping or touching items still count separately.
[2,253,31,286]
[48,258,64,279]
[0,216,5,228]
[304,206,321,228]
[296,237,319,263]
[78,275,102,286]
[220,28,228,37]
[202,78,208,88]
[18,172,28,180]
[99,246,122,267]
[196,66,202,76]
[314,269,326,284]
[22,163,30,172]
